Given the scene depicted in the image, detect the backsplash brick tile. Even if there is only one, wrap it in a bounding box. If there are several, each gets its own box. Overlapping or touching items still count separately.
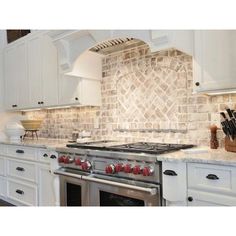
[25,44,235,147]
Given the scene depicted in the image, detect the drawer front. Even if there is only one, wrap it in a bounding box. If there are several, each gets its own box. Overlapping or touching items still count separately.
[0,157,6,176]
[188,163,236,195]
[0,144,7,155]
[7,159,37,182]
[7,179,37,206]
[162,162,187,202]
[7,145,37,160]
[0,176,7,198]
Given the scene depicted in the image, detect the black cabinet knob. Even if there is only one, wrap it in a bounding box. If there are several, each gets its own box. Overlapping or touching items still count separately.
[188,196,193,202]
[38,101,41,105]
[41,101,44,104]
[75,97,79,101]
[195,82,200,86]
[43,153,48,158]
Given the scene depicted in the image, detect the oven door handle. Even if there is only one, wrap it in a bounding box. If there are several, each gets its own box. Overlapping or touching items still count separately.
[82,175,158,195]
[54,169,83,179]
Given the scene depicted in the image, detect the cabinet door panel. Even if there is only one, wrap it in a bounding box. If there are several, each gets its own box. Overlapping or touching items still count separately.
[42,35,58,107]
[28,36,43,107]
[187,189,236,206]
[4,46,19,109]
[194,30,236,92]
[38,164,55,206]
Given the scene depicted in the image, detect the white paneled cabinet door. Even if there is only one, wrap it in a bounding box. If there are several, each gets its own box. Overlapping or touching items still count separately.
[193,30,236,93]
[162,162,187,206]
[38,164,56,206]
[28,35,43,107]
[41,35,58,107]
[4,41,28,109]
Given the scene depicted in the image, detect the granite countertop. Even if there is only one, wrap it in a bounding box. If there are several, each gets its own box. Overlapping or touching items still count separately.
[0,138,69,150]
[158,147,236,166]
[1,138,236,166]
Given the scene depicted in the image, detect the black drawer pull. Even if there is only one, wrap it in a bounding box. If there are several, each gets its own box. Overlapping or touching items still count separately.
[16,167,25,172]
[163,170,178,176]
[206,174,219,180]
[16,150,24,154]
[43,153,48,158]
[50,155,56,159]
[16,189,24,195]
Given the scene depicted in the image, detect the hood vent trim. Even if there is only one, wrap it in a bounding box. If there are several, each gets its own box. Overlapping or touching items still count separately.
[89,37,145,55]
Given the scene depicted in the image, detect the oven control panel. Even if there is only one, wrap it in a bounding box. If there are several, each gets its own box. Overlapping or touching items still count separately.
[57,153,160,182]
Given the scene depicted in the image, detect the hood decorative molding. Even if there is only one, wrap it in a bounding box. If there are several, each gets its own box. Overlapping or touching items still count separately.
[48,30,193,77]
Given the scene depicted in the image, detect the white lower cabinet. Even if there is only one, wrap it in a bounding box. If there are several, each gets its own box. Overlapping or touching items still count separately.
[163,161,236,206]
[0,144,58,206]
[38,164,56,206]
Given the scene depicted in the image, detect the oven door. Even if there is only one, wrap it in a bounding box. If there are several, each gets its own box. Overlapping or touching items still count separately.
[84,174,161,206]
[54,168,89,206]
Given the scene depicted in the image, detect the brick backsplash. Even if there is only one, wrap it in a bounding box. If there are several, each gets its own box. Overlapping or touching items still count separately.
[25,44,236,146]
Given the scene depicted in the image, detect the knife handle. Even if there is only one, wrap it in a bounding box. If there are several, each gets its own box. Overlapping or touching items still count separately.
[226,108,234,118]
[220,112,227,119]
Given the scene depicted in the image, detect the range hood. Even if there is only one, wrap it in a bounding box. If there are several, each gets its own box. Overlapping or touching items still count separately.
[48,30,193,78]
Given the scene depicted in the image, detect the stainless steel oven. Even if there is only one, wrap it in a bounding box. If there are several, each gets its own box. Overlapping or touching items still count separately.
[86,174,161,206]
[55,168,161,206]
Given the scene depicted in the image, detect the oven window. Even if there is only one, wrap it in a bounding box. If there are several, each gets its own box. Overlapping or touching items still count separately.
[66,183,81,206]
[100,191,144,206]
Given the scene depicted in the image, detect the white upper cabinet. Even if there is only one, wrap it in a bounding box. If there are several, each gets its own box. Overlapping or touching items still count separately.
[193,30,236,94]
[28,33,58,108]
[4,40,28,109]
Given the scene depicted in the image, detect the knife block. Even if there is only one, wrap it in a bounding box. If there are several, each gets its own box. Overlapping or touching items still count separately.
[225,137,236,152]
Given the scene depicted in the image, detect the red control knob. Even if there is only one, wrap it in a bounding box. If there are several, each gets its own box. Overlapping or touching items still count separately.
[124,164,132,173]
[142,166,154,176]
[58,155,65,163]
[64,156,74,164]
[105,164,115,174]
[133,165,142,175]
[81,160,92,171]
[75,158,82,166]
[115,163,123,172]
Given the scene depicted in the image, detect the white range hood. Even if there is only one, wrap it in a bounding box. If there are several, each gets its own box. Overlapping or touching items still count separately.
[48,30,193,78]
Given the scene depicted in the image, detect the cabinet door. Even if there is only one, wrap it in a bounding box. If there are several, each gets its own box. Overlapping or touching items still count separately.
[28,35,43,107]
[187,189,236,206]
[193,30,236,92]
[162,162,187,206]
[58,74,81,105]
[41,35,58,107]
[38,164,56,206]
[4,41,28,110]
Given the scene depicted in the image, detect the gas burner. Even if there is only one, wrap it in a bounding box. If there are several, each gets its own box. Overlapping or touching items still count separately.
[108,142,194,154]
[66,141,194,155]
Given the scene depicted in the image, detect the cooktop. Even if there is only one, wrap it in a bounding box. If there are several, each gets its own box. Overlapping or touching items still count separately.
[66,141,194,155]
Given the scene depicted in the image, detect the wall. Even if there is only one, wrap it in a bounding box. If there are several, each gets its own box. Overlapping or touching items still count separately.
[26,44,235,146]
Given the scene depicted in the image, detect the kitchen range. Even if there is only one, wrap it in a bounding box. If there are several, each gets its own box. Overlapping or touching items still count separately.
[55,141,194,206]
